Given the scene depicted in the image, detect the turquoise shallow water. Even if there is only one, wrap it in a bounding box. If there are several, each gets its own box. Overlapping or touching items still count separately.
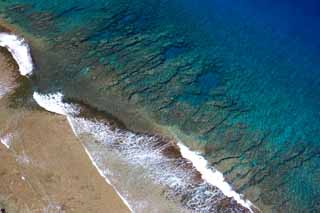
[1,0,320,211]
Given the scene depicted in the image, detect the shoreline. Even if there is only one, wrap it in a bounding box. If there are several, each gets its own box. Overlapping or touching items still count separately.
[0,34,130,212]
[0,106,131,213]
[1,1,318,211]
[34,91,258,212]
[0,20,260,212]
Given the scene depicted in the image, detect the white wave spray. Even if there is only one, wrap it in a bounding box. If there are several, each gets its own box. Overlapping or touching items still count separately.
[177,142,254,211]
[2,31,257,212]
[0,33,33,76]
[33,92,256,212]
[33,92,134,212]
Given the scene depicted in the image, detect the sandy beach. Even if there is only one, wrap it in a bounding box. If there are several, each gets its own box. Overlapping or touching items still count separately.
[0,16,258,213]
[0,47,130,212]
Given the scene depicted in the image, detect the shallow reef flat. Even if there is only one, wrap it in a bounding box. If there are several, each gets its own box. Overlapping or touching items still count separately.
[0,0,320,212]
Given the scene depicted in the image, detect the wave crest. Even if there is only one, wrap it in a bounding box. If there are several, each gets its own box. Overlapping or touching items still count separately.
[0,33,33,76]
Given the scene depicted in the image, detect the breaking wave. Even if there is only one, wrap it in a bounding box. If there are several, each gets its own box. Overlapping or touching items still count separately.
[2,31,257,212]
[0,33,33,76]
[33,92,255,212]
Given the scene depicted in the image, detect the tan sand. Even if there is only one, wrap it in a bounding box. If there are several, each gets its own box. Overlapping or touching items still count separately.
[0,48,18,97]
[0,48,130,212]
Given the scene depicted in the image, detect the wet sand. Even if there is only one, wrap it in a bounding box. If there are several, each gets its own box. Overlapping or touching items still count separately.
[0,50,130,212]
[0,19,258,212]
[0,47,18,97]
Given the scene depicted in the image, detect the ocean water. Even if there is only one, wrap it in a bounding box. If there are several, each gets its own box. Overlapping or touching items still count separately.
[1,0,320,212]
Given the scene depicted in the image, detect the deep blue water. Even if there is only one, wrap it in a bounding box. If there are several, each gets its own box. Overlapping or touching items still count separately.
[1,0,320,211]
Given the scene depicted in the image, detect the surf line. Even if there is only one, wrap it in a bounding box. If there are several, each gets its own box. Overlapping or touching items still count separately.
[0,32,258,212]
[0,32,134,212]
[0,33,33,76]
[33,92,134,212]
[33,93,257,212]
[177,142,256,211]
[0,32,33,150]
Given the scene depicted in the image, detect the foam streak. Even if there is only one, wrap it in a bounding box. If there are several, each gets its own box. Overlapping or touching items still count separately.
[3,30,256,211]
[177,142,255,212]
[0,33,33,76]
[32,92,134,212]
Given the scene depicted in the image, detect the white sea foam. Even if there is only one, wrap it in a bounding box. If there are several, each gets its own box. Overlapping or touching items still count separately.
[32,91,134,212]
[1,32,134,211]
[4,26,257,210]
[66,115,252,212]
[67,113,256,211]
[0,133,13,149]
[32,91,257,212]
[2,30,257,211]
[177,142,255,212]
[0,33,33,76]
[33,92,80,116]
[67,116,185,211]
